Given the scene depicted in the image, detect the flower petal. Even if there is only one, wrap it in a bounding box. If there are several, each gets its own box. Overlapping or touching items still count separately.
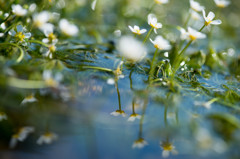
[207,11,215,21]
[17,25,23,32]
[24,32,31,38]
[211,19,222,25]
[9,30,16,36]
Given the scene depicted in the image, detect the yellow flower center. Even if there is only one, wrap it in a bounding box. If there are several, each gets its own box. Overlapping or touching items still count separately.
[135,29,141,35]
[44,132,53,137]
[15,32,25,41]
[116,110,125,114]
[45,78,57,87]
[48,33,57,43]
[217,4,225,8]
[150,23,157,29]
[25,94,34,100]
[189,34,197,41]
[162,142,174,151]
[155,0,162,4]
[114,67,122,76]
[205,20,212,26]
[49,45,56,52]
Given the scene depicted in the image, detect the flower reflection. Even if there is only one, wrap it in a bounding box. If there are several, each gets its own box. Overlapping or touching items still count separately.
[160,141,178,158]
[132,138,148,149]
[21,94,37,105]
[0,112,7,121]
[10,126,34,148]
[37,131,58,145]
[110,110,126,117]
[127,113,141,122]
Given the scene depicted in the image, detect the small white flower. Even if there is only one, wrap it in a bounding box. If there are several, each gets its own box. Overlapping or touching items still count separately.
[107,78,115,85]
[11,4,27,16]
[0,33,4,37]
[42,30,58,44]
[148,14,162,34]
[128,25,147,35]
[59,19,79,36]
[117,36,147,62]
[190,0,205,12]
[180,27,206,41]
[91,0,97,11]
[202,10,222,26]
[127,113,141,122]
[214,0,230,8]
[43,70,62,87]
[29,3,37,12]
[37,132,58,145]
[10,126,34,148]
[150,36,171,50]
[194,101,213,109]
[33,11,54,33]
[8,25,31,44]
[113,30,121,37]
[21,94,37,105]
[132,138,148,149]
[160,141,178,158]
[154,0,169,4]
[110,110,126,117]
[0,112,7,121]
[190,10,202,21]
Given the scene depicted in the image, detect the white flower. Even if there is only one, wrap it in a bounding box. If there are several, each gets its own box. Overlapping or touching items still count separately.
[160,141,178,158]
[127,113,141,122]
[148,14,162,34]
[117,36,147,62]
[154,0,169,4]
[29,3,37,12]
[10,126,34,148]
[91,0,97,10]
[214,0,230,8]
[11,4,27,16]
[113,30,121,37]
[150,36,171,50]
[43,70,62,87]
[132,138,148,149]
[33,11,54,33]
[110,110,126,117]
[37,132,58,145]
[21,94,37,105]
[190,10,202,21]
[128,25,147,35]
[190,0,205,12]
[42,30,58,44]
[107,78,115,85]
[180,27,206,41]
[8,25,31,44]
[0,112,7,121]
[59,19,79,36]
[202,10,222,26]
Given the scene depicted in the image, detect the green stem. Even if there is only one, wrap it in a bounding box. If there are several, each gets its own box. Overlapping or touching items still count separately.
[116,81,122,111]
[143,27,153,44]
[8,77,46,89]
[80,66,113,72]
[0,43,24,63]
[138,97,148,138]
[28,40,49,47]
[164,104,168,126]
[132,98,135,114]
[183,12,191,28]
[148,48,158,83]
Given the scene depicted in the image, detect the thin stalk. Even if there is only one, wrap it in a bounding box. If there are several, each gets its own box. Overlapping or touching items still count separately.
[132,98,135,114]
[183,12,191,28]
[148,48,159,83]
[80,66,113,72]
[116,81,122,111]
[0,43,24,63]
[28,39,49,47]
[138,97,148,138]
[143,27,153,44]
